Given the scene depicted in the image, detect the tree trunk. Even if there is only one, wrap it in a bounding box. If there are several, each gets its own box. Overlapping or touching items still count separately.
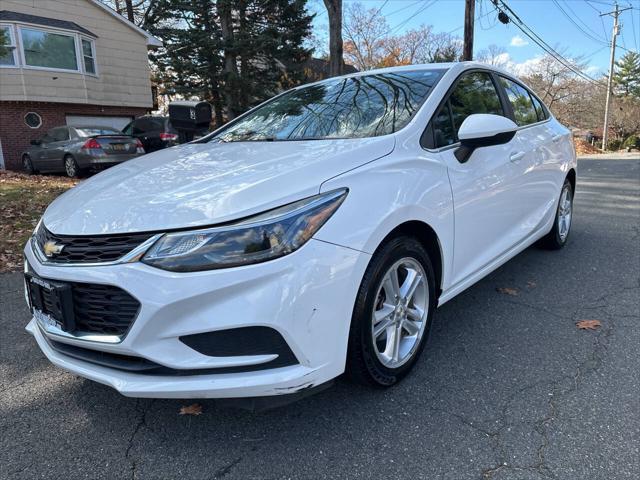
[323,0,344,77]
[218,0,240,119]
[125,0,135,23]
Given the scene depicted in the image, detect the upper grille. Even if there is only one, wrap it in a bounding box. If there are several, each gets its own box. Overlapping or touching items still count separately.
[35,224,155,263]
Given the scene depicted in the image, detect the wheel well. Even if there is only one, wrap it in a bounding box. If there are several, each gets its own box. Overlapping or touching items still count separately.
[567,168,576,193]
[380,221,443,298]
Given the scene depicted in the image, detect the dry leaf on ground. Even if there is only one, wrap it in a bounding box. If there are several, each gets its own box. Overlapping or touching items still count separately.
[576,320,602,330]
[496,287,519,296]
[179,403,203,416]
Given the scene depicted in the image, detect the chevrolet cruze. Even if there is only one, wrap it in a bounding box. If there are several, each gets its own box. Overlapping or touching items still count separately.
[24,63,576,400]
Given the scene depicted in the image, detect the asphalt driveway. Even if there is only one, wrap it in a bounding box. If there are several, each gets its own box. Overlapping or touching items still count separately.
[1,158,638,480]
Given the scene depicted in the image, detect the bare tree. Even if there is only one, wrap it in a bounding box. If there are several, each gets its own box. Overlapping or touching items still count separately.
[476,44,508,67]
[323,0,344,77]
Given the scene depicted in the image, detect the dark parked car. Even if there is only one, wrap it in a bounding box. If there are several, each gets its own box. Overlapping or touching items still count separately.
[23,126,145,178]
[122,116,179,153]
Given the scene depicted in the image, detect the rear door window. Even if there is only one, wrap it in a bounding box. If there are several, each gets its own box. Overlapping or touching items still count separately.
[50,127,69,142]
[499,77,539,126]
[529,94,547,121]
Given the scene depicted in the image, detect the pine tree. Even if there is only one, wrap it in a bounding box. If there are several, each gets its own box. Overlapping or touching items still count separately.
[145,0,312,124]
[613,51,640,99]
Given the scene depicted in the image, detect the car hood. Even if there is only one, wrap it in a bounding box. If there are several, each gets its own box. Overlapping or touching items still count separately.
[43,137,395,235]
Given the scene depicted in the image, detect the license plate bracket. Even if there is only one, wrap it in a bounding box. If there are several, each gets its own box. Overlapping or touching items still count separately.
[25,273,76,332]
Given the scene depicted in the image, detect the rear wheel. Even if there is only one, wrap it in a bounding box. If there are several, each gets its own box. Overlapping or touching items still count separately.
[346,236,436,386]
[64,155,83,178]
[540,178,573,249]
[22,155,36,174]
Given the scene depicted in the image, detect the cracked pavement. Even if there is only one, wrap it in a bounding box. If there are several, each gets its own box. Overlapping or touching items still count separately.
[1,158,639,479]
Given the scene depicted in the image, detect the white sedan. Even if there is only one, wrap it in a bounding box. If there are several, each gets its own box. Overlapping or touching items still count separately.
[23,62,576,402]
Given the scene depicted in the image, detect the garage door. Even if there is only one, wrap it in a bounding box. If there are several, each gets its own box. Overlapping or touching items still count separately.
[65,115,133,131]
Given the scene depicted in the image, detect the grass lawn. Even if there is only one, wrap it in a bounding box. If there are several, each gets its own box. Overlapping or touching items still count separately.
[0,171,77,273]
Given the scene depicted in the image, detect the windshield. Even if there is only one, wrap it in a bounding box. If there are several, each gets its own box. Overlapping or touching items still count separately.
[75,127,122,137]
[211,69,445,142]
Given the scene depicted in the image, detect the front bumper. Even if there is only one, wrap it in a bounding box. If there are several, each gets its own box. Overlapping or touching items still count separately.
[24,238,370,398]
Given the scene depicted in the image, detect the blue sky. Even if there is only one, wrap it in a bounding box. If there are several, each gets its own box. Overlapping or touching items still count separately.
[308,0,640,76]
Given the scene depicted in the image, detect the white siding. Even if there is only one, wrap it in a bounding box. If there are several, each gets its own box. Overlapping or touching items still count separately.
[0,0,154,108]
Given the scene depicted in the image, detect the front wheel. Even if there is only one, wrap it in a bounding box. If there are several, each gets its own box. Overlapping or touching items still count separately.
[346,236,436,386]
[539,178,573,250]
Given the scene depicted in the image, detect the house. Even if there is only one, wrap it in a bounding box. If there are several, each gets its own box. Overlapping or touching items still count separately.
[0,0,161,170]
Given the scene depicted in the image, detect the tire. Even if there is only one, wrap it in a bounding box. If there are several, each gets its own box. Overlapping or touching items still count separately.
[22,155,37,174]
[64,155,83,178]
[346,235,436,387]
[539,178,573,250]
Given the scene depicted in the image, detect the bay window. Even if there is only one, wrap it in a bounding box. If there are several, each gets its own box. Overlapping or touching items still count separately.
[0,24,17,66]
[1,23,97,74]
[21,27,78,71]
[81,38,96,74]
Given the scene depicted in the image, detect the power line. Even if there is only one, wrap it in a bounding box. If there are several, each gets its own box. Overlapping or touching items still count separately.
[553,0,609,46]
[493,0,607,88]
[561,0,611,44]
[627,3,638,51]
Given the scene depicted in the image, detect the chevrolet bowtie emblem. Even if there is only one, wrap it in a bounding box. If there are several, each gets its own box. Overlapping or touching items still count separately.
[43,241,65,258]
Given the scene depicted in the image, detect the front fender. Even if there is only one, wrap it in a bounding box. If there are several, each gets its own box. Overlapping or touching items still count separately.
[315,153,455,290]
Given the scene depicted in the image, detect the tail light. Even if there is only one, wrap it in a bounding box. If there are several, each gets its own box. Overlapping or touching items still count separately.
[160,132,178,142]
[135,138,145,154]
[82,138,102,150]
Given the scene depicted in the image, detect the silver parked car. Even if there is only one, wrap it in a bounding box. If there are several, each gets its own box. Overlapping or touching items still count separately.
[22,126,146,177]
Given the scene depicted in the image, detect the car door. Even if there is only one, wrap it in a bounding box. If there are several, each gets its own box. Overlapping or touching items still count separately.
[43,127,71,171]
[424,70,535,288]
[497,76,558,231]
[33,130,58,171]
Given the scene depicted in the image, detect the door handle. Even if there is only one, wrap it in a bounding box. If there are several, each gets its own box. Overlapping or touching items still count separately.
[552,134,563,143]
[510,151,525,162]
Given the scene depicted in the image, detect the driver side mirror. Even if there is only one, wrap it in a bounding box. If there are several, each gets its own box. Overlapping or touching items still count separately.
[455,114,518,163]
[30,139,42,146]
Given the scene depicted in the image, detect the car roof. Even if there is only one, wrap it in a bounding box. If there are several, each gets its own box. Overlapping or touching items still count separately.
[298,61,524,89]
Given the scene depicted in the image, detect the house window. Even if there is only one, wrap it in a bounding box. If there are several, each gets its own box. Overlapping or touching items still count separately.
[20,27,78,71]
[81,38,96,74]
[24,112,43,129]
[0,24,17,66]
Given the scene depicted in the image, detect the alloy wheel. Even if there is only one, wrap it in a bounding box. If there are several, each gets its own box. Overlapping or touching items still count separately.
[65,157,77,177]
[371,257,429,369]
[557,184,572,241]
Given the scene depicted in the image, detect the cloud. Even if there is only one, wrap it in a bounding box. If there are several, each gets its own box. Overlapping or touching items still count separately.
[510,35,529,47]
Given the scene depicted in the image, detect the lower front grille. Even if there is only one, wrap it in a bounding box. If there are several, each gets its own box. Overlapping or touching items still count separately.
[72,283,140,335]
[37,280,140,336]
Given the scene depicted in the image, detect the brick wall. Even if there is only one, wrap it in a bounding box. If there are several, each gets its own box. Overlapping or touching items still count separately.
[0,101,148,170]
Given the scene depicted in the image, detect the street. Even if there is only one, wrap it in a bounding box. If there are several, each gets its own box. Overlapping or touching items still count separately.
[1,157,638,480]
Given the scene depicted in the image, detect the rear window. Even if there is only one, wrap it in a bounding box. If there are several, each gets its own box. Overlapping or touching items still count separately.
[76,127,122,137]
[136,117,166,132]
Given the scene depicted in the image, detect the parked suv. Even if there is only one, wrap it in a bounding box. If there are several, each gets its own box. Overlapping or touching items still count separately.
[122,116,179,153]
[23,126,145,178]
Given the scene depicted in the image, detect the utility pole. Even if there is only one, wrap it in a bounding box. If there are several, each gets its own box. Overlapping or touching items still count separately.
[600,3,631,151]
[463,0,475,61]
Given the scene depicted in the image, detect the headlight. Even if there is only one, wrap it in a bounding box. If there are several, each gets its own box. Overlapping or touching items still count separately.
[141,189,348,272]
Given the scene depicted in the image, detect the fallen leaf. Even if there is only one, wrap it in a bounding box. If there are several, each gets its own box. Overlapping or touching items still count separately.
[179,403,203,416]
[576,320,602,330]
[496,287,519,296]
[526,281,537,288]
